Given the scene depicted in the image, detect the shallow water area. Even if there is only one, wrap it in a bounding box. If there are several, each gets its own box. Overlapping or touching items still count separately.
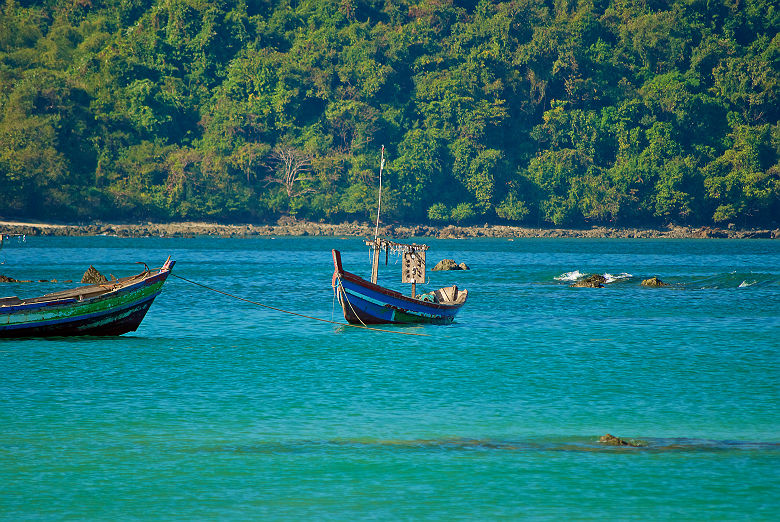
[1,236,778,519]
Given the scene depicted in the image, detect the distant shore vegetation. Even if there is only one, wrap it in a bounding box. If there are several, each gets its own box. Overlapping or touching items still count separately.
[0,0,777,227]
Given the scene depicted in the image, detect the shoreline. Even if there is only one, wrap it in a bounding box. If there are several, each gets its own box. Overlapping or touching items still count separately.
[0,219,777,239]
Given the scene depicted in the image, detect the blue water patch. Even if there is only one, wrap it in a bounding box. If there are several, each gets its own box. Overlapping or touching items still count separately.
[0,236,778,519]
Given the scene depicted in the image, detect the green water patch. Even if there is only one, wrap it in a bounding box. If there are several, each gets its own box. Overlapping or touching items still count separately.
[197,437,780,455]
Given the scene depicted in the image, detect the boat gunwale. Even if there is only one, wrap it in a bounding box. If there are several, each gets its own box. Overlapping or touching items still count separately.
[0,265,172,313]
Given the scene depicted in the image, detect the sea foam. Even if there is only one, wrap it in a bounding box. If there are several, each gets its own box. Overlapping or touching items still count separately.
[555,270,633,283]
[603,272,633,283]
[554,270,584,281]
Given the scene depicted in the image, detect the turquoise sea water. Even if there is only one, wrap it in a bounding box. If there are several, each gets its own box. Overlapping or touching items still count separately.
[1,236,778,519]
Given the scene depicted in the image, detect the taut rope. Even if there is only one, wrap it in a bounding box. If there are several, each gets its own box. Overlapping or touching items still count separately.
[171,273,431,337]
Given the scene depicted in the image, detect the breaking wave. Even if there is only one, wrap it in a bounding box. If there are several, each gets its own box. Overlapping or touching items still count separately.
[554,270,585,282]
[603,272,633,284]
[555,270,633,284]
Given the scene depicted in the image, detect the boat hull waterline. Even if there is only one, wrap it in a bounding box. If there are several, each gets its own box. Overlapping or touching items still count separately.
[0,258,174,338]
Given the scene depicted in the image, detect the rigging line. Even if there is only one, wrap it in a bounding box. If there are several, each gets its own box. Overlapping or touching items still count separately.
[171,273,431,337]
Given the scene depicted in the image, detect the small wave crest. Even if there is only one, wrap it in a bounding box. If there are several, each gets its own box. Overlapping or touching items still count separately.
[688,272,778,289]
[555,270,633,284]
[554,270,585,282]
[603,272,633,284]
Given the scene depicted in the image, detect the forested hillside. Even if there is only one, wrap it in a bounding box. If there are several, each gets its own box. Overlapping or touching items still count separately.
[0,0,777,226]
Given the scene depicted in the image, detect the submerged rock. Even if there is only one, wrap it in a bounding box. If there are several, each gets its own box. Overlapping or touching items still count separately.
[599,434,643,447]
[641,276,668,287]
[81,265,108,284]
[570,274,606,288]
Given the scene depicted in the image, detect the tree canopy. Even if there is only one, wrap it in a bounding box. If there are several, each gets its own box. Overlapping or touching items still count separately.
[0,0,777,227]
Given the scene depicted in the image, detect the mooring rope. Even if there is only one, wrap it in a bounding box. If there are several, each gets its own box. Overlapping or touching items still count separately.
[335,277,372,329]
[171,273,431,337]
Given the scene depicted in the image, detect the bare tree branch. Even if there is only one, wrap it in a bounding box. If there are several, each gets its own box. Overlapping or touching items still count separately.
[264,146,315,198]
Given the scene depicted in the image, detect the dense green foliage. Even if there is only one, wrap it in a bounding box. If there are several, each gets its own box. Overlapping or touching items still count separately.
[0,0,777,226]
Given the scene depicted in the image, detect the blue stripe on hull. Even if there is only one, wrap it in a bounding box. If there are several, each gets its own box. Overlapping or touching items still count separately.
[338,280,458,325]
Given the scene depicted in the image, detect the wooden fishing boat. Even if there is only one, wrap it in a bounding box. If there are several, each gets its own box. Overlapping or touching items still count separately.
[331,145,467,325]
[332,245,467,325]
[0,257,175,338]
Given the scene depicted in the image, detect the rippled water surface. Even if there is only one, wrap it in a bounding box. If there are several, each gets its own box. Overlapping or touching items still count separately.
[1,236,778,518]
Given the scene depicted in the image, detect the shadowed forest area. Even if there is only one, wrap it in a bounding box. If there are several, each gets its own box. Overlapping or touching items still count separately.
[0,0,777,227]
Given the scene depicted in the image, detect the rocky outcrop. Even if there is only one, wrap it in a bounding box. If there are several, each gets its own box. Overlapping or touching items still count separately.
[599,434,643,447]
[432,259,470,271]
[81,265,108,284]
[433,259,458,271]
[641,276,668,287]
[570,274,606,288]
[1,220,777,240]
[0,275,20,282]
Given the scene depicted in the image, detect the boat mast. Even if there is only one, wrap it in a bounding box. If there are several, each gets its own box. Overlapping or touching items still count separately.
[374,145,385,240]
[370,146,385,284]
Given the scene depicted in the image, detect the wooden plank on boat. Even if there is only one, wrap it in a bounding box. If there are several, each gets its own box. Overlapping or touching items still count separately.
[402,251,425,284]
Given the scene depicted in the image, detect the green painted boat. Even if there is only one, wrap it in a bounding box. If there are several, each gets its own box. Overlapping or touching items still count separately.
[0,257,174,338]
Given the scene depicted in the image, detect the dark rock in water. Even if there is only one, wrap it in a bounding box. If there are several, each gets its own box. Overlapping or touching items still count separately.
[570,274,606,288]
[599,433,643,447]
[0,274,20,283]
[641,276,668,287]
[433,259,459,271]
[81,265,108,284]
[458,262,470,270]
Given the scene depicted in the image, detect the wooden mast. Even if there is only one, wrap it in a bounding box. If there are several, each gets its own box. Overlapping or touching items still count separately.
[366,146,427,297]
[370,146,385,284]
